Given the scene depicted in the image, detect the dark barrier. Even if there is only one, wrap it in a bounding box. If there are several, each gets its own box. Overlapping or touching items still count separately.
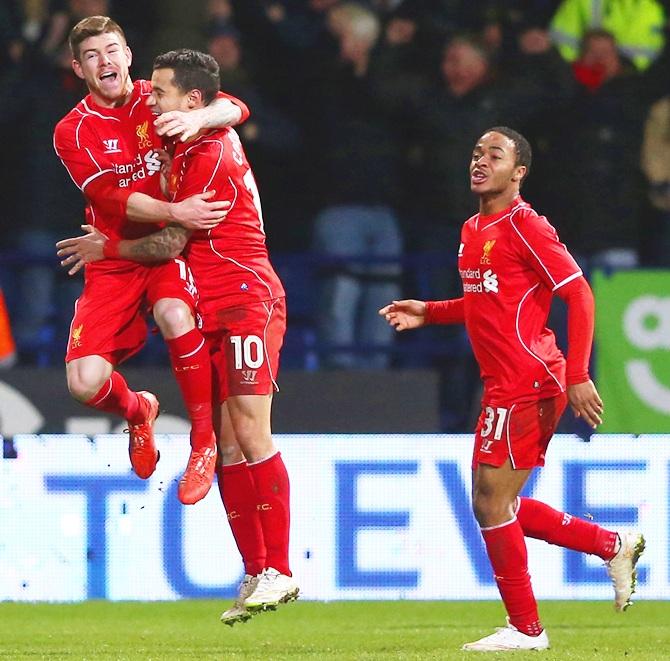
[0,368,439,437]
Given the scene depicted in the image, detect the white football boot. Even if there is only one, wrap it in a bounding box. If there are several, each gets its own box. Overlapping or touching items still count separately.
[243,567,300,612]
[606,531,646,612]
[462,620,549,652]
[220,574,260,626]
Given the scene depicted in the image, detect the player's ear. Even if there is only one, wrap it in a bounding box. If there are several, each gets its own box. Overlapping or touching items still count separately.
[71,58,85,80]
[125,45,133,68]
[512,165,527,183]
[188,89,203,108]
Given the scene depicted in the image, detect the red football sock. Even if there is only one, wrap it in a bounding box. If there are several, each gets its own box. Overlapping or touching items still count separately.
[217,461,266,576]
[165,328,214,451]
[517,497,618,560]
[481,518,543,637]
[85,371,144,424]
[248,451,291,576]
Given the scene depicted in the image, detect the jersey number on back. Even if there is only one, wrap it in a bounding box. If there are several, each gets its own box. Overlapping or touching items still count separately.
[243,169,265,234]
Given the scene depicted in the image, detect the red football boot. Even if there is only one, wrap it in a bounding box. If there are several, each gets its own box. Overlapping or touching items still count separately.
[178,439,217,505]
[127,391,160,479]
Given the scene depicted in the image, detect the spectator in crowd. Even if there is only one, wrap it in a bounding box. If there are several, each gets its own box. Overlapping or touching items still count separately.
[550,0,666,70]
[641,93,670,266]
[310,2,404,369]
[206,23,302,251]
[551,29,650,268]
[0,0,28,252]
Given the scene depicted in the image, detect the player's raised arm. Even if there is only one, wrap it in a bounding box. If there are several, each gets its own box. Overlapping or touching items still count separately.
[154,92,250,142]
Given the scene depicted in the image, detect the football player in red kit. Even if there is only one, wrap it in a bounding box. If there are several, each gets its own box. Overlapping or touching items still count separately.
[380,127,645,651]
[53,17,249,505]
[57,49,297,623]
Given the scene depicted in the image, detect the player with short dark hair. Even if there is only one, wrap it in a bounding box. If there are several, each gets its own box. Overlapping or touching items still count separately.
[380,127,645,651]
[57,48,297,623]
[54,16,249,505]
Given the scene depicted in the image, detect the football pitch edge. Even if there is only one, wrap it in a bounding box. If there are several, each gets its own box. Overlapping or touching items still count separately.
[0,600,669,660]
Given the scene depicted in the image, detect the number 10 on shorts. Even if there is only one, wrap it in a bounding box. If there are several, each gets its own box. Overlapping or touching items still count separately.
[230,335,264,369]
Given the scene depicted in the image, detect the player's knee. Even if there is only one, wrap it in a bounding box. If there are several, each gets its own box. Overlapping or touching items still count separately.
[153,300,194,338]
[218,443,245,465]
[66,369,106,403]
[472,492,509,527]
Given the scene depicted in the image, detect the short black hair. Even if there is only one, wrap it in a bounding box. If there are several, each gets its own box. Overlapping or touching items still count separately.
[153,49,220,105]
[485,126,532,182]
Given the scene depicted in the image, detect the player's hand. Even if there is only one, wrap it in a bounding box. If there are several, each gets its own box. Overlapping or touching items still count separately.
[154,110,203,142]
[171,190,232,230]
[56,225,108,275]
[378,299,427,331]
[567,380,604,429]
[171,191,232,230]
[155,148,172,196]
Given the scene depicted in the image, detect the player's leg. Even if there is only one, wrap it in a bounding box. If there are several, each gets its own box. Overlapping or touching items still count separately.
[224,394,298,611]
[65,269,159,479]
[148,259,216,504]
[67,357,159,478]
[462,459,549,651]
[216,402,266,626]
[516,497,645,611]
[463,398,553,651]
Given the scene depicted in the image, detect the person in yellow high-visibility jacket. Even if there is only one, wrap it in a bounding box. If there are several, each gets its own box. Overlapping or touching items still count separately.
[0,287,17,368]
[550,0,666,70]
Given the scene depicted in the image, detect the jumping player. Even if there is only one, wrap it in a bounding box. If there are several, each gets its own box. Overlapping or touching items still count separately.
[53,16,249,505]
[380,127,645,651]
[57,49,297,623]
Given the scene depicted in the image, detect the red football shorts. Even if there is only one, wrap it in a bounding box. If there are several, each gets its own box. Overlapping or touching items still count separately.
[472,393,568,470]
[205,297,286,402]
[65,258,198,365]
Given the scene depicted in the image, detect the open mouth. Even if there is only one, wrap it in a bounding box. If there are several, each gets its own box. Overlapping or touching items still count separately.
[471,169,488,184]
[99,71,118,83]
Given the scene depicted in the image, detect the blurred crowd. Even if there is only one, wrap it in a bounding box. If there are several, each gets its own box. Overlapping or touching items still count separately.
[1,0,670,429]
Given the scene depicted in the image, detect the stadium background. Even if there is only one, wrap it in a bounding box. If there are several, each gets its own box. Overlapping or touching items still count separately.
[0,0,669,631]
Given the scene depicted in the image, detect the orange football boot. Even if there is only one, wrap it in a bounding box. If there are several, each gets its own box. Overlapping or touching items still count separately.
[178,438,217,505]
[127,391,160,479]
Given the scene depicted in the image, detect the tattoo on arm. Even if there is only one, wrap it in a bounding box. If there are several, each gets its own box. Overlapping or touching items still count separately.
[127,225,191,262]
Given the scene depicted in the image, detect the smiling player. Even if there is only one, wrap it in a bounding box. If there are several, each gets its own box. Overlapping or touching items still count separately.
[380,127,645,652]
[54,16,249,504]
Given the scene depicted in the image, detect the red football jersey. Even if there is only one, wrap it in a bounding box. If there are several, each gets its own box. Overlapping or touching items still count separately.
[459,197,582,405]
[169,127,285,317]
[53,80,164,243]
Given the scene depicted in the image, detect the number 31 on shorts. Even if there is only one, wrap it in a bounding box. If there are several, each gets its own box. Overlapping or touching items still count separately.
[481,406,509,440]
[230,335,264,369]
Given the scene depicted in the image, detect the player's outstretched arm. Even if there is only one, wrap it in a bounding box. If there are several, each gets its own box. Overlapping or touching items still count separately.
[154,96,246,142]
[57,223,193,274]
[125,190,231,230]
[56,225,109,275]
[113,224,191,264]
[379,299,427,331]
[567,380,604,429]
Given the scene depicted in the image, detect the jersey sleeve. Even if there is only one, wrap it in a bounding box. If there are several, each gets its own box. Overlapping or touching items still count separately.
[217,91,250,124]
[172,142,228,203]
[509,210,582,292]
[53,117,118,192]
